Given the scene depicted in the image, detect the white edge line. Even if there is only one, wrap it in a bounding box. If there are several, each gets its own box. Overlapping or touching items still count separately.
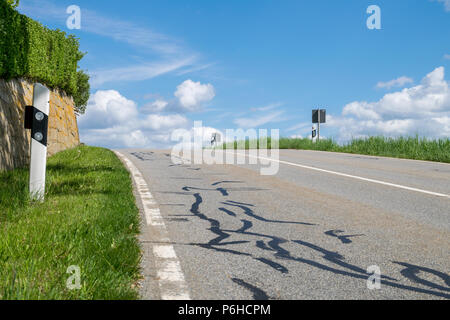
[225,151,450,199]
[113,151,191,300]
[283,148,450,166]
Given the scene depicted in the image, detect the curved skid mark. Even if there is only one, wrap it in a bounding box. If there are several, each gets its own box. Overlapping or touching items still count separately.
[393,261,450,292]
[223,201,316,226]
[325,230,365,244]
[231,278,270,300]
[256,257,289,274]
[236,219,253,233]
[219,207,237,217]
[212,181,244,186]
[183,186,265,197]
[189,193,232,247]
[292,239,396,281]
[256,240,273,251]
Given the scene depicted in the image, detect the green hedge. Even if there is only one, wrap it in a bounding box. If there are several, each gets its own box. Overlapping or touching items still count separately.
[0,1,89,113]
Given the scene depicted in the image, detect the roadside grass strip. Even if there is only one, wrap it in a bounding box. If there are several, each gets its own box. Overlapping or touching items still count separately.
[0,146,141,299]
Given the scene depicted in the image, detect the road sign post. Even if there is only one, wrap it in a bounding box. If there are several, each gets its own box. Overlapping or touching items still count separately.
[211,133,221,148]
[25,83,50,201]
[312,109,326,142]
[318,110,320,141]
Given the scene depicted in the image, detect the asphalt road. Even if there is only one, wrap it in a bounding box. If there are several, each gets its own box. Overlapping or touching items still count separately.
[119,149,450,300]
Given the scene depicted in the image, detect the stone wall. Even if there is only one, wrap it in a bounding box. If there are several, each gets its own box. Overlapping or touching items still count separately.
[0,78,80,171]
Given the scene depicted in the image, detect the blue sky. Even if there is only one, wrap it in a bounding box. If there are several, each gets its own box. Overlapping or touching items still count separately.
[18,0,450,148]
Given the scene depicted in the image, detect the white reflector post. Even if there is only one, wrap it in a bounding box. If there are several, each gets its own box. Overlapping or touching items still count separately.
[29,83,50,201]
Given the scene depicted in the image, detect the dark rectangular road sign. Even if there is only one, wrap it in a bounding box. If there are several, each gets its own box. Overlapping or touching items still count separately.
[312,109,326,124]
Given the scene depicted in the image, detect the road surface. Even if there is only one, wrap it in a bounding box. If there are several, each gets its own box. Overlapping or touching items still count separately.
[117,149,450,300]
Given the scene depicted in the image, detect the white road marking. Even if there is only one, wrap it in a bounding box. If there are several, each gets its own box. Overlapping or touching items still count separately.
[158,260,187,282]
[226,151,450,199]
[114,151,191,300]
[153,245,178,259]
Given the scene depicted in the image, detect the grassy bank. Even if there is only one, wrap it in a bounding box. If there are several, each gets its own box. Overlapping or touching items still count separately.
[0,146,141,299]
[223,136,450,163]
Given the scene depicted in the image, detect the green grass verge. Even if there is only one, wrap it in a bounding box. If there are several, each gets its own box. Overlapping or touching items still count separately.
[0,145,141,300]
[222,136,450,163]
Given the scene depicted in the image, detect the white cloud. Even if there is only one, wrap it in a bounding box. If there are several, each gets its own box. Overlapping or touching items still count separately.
[78,90,139,129]
[143,114,188,131]
[444,54,450,60]
[79,79,218,148]
[78,90,189,149]
[342,102,381,120]
[329,67,450,141]
[140,79,216,114]
[174,80,216,112]
[376,76,414,89]
[141,100,169,113]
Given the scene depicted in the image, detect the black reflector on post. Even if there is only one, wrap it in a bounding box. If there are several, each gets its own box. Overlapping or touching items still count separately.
[24,106,34,129]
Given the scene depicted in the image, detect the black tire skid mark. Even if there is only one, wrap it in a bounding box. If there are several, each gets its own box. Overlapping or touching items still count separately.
[231,278,270,300]
[219,207,237,217]
[324,229,365,244]
[180,183,450,299]
[222,200,316,226]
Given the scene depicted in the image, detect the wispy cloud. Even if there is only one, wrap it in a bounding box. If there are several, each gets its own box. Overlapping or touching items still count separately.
[19,0,184,56]
[376,76,414,89]
[176,63,217,76]
[90,57,196,87]
[287,122,311,132]
[234,111,286,128]
[232,102,287,128]
[18,0,212,84]
[444,54,450,60]
[250,102,283,112]
[81,10,184,55]
[435,0,450,12]
[18,0,64,21]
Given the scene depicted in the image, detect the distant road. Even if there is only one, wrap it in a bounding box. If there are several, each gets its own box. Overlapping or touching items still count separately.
[119,149,450,300]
